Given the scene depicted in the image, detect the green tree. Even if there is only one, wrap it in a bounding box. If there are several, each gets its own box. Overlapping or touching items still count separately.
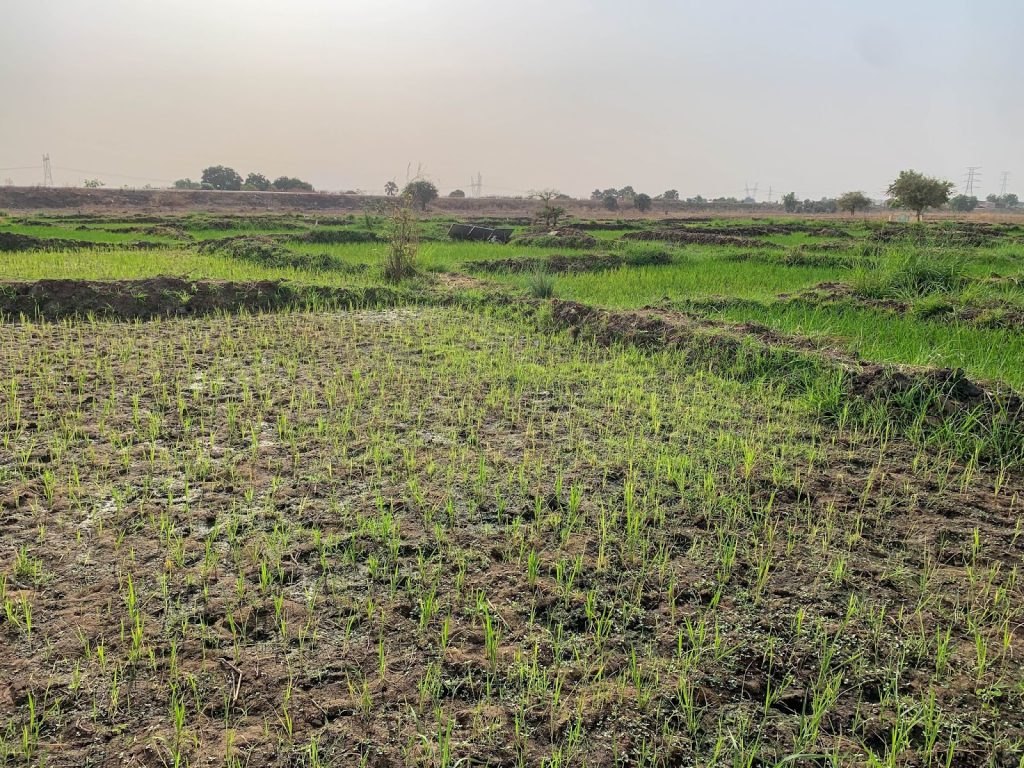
[886,170,954,221]
[782,192,798,213]
[244,172,271,191]
[403,179,439,210]
[173,178,201,190]
[448,189,466,198]
[201,165,243,191]
[836,191,872,215]
[603,195,618,211]
[83,178,104,188]
[384,181,399,196]
[949,194,979,212]
[272,176,314,192]
[634,193,652,213]
[660,189,679,201]
[530,189,565,228]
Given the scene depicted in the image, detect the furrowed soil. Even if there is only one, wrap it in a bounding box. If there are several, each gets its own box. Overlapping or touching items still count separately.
[2,308,1023,767]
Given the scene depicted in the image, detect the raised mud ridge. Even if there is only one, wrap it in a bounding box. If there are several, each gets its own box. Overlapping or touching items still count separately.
[0,278,409,320]
[548,299,1024,465]
[620,229,780,248]
[0,231,160,252]
[465,251,673,274]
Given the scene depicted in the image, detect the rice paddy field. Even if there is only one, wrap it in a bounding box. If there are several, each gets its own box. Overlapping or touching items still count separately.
[1,210,1023,767]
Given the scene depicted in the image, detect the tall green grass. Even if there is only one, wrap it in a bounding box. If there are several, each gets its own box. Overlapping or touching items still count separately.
[0,223,178,244]
[707,301,1024,389]
[502,252,845,305]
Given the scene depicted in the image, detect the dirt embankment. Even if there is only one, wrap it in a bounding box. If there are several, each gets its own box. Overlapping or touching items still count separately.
[675,224,852,238]
[784,281,1024,329]
[509,228,598,249]
[546,299,1023,464]
[0,278,409,320]
[0,231,158,252]
[620,229,779,248]
[869,222,1024,246]
[465,251,673,274]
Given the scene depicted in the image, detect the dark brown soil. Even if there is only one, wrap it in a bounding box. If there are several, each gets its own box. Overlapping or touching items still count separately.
[0,232,157,252]
[510,228,599,249]
[110,224,194,240]
[466,251,672,274]
[1,309,1022,767]
[868,222,1019,247]
[0,278,406,321]
[671,224,851,239]
[567,221,644,231]
[288,230,380,245]
[620,229,779,248]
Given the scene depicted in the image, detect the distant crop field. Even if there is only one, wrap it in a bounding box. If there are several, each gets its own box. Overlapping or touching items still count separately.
[1,210,1022,767]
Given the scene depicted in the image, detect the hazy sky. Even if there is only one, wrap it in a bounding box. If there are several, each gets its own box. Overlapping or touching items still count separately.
[2,1,1021,199]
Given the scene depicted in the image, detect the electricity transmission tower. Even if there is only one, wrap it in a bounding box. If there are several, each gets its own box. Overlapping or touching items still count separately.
[963,166,981,196]
[744,182,759,202]
[42,154,53,187]
[470,172,482,198]
[1000,171,1010,197]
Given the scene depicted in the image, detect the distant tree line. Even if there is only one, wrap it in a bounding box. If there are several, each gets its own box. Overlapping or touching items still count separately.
[585,170,1021,219]
[986,193,1019,209]
[781,193,839,214]
[174,166,314,192]
[589,186,656,212]
[169,166,1018,216]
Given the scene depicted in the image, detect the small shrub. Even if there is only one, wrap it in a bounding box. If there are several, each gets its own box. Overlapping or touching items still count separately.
[525,270,556,299]
[403,180,439,211]
[383,204,418,282]
[616,241,678,267]
[853,248,969,299]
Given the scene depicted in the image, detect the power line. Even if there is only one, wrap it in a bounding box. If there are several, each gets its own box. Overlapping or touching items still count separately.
[0,160,176,184]
[963,166,981,196]
[54,166,175,183]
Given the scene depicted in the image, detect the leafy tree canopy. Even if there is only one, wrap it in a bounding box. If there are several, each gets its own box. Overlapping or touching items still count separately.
[201,165,243,191]
[886,170,954,221]
[837,191,872,215]
[403,180,439,210]
[272,176,314,192]
[244,172,271,191]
